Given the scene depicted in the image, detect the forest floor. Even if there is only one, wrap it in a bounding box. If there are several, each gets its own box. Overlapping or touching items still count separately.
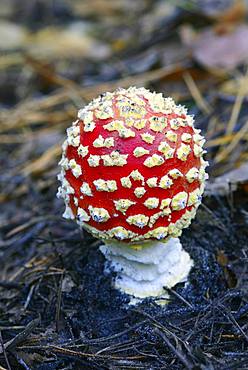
[0,1,248,369]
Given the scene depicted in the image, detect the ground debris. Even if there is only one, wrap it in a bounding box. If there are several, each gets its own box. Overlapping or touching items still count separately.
[0,1,248,369]
[0,187,247,369]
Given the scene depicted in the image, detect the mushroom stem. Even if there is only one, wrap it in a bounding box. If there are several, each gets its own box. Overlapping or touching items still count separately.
[100,238,193,299]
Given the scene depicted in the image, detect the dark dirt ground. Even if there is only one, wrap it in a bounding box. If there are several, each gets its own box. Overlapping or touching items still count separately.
[1,184,248,369]
[1,0,248,369]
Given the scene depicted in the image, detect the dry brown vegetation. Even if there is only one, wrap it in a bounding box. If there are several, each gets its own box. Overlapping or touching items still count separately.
[0,1,248,369]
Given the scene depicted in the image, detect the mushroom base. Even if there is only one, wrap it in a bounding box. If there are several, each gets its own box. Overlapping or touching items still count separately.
[100,238,193,299]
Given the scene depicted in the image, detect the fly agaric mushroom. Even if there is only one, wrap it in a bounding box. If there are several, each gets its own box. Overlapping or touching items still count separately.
[57,87,208,299]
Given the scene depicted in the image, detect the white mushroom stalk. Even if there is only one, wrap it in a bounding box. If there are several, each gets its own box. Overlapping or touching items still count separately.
[57,87,208,300]
[100,238,193,299]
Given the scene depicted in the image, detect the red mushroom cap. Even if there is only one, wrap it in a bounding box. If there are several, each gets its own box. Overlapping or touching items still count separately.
[57,87,208,243]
